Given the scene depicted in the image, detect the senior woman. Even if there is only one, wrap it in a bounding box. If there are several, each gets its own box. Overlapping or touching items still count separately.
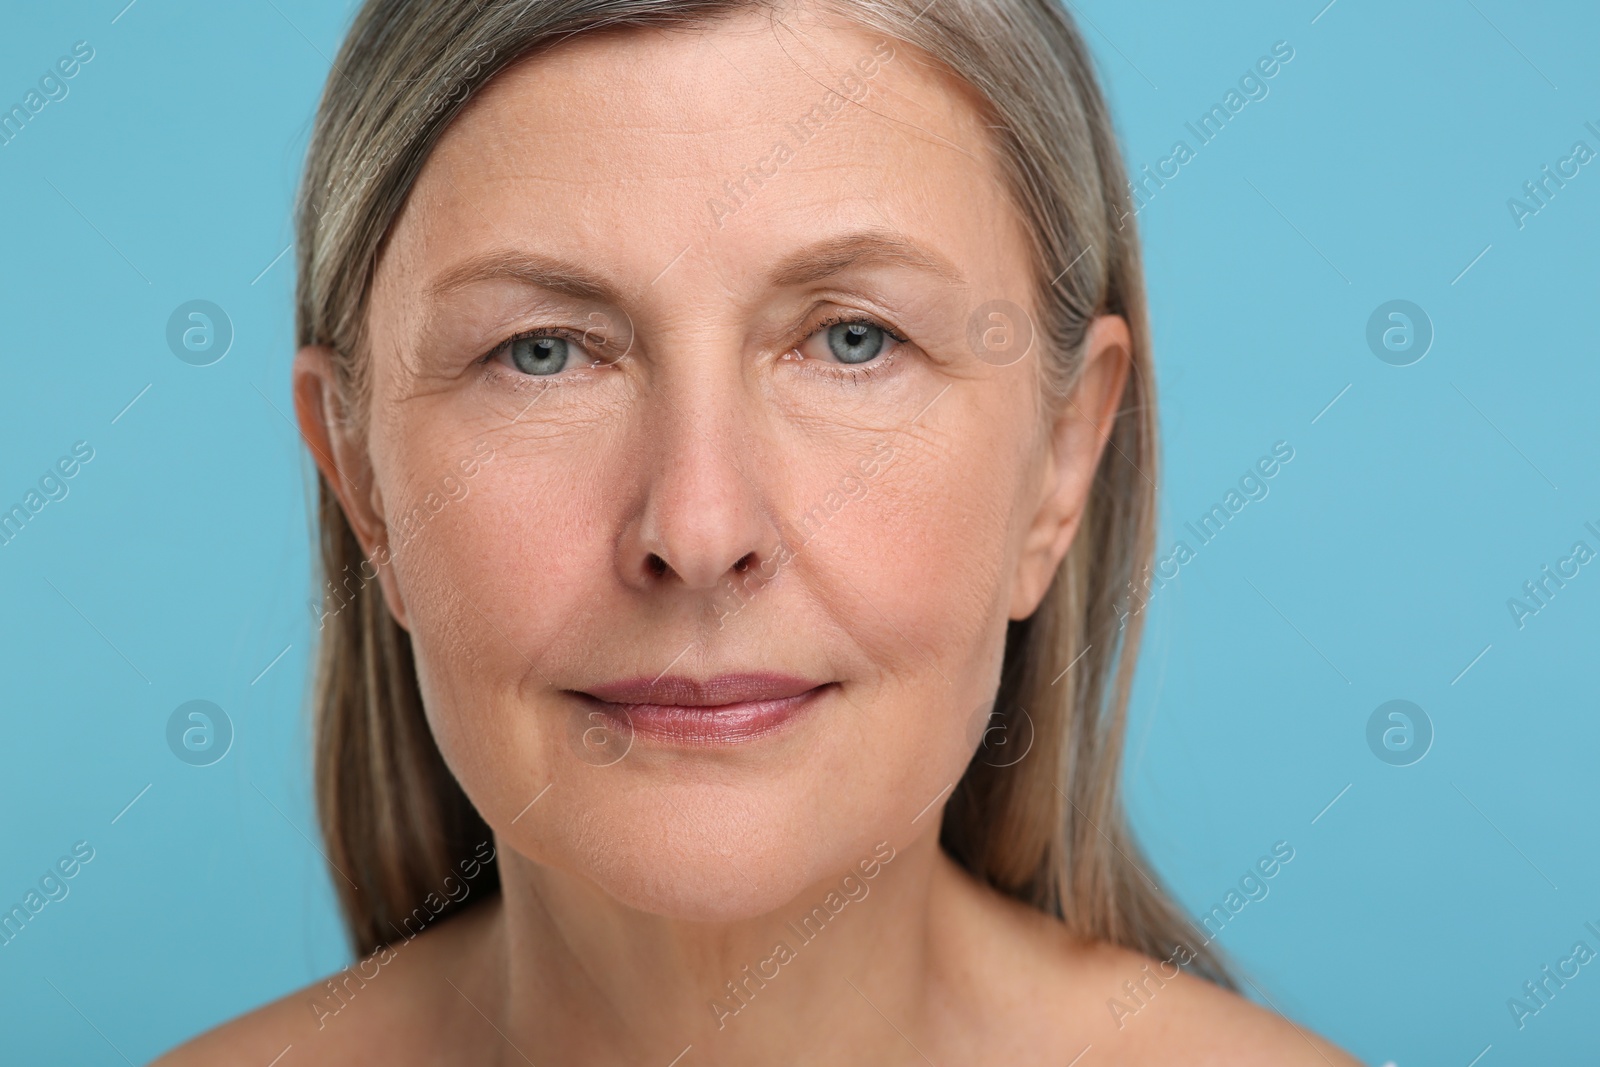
[160,0,1358,1062]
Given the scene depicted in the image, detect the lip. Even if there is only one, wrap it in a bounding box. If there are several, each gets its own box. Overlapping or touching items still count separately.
[574,672,828,746]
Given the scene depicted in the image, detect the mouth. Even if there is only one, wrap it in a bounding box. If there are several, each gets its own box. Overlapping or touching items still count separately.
[571,672,830,746]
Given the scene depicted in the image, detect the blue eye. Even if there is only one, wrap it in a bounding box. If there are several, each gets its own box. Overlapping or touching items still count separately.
[825,321,888,364]
[508,335,571,376]
[790,314,908,375]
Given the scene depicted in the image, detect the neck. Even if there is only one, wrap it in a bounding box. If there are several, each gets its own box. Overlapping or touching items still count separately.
[464,832,952,1065]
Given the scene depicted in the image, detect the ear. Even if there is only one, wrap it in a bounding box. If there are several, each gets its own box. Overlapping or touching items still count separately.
[1008,314,1132,620]
[292,345,411,631]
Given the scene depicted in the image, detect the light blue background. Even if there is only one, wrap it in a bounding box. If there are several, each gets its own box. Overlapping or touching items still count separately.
[2,1,1596,1062]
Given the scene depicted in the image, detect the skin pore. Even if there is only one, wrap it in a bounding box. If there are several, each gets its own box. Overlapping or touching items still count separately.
[160,4,1356,1064]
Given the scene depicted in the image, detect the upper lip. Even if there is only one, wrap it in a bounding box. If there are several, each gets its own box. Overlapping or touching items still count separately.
[578,673,823,707]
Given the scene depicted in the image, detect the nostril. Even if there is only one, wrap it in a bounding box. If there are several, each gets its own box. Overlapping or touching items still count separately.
[647,553,669,578]
[733,553,753,573]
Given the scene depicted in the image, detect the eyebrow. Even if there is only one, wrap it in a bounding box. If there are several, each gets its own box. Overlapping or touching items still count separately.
[765,230,966,288]
[423,229,965,305]
[426,250,619,304]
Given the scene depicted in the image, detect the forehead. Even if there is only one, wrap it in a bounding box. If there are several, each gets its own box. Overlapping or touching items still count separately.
[374,4,1032,325]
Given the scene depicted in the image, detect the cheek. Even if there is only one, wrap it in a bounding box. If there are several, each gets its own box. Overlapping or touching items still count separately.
[769,404,1032,798]
[386,420,613,642]
[378,433,617,807]
[812,475,1015,840]
[804,464,1006,678]
[797,408,1031,680]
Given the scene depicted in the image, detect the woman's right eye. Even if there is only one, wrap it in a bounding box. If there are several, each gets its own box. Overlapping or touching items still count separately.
[501,334,574,376]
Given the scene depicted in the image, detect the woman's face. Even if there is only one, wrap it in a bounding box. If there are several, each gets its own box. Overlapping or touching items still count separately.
[307,4,1123,920]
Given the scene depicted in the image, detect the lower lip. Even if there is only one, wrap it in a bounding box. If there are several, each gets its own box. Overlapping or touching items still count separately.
[585,686,828,746]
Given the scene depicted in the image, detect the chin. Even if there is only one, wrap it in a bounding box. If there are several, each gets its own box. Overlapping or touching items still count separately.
[529,778,876,922]
[579,840,825,923]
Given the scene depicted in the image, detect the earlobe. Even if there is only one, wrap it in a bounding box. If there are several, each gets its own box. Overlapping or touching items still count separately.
[291,345,410,630]
[1007,314,1132,620]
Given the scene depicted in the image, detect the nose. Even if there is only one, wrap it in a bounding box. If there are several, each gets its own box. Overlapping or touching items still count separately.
[621,383,779,593]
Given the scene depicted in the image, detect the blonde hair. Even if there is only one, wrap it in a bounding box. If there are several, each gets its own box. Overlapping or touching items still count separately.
[296,0,1230,986]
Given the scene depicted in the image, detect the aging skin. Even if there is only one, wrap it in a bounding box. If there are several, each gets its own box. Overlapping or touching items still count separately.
[161,5,1356,1064]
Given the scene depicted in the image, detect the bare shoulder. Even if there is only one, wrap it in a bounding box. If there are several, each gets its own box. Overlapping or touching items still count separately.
[1069,940,1362,1066]
[151,900,497,1067]
[929,856,1363,1066]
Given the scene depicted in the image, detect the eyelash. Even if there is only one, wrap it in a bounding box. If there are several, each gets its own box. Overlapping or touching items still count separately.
[476,312,912,385]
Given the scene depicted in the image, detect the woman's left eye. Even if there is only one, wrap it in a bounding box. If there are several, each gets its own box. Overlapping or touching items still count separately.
[796,317,905,366]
